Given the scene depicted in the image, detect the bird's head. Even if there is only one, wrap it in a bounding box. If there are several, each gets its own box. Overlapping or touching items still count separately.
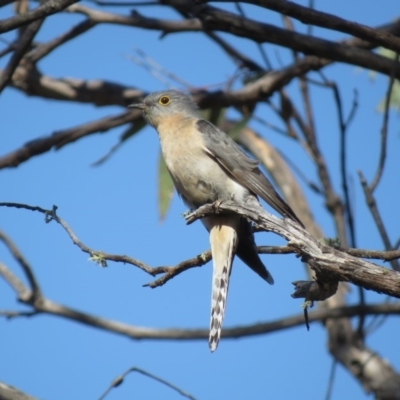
[128,90,199,128]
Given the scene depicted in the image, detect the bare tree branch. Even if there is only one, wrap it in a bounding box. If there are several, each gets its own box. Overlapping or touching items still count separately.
[10,65,144,106]
[358,172,400,272]
[0,202,159,275]
[66,3,201,32]
[228,0,400,53]
[1,254,399,340]
[185,200,400,298]
[0,19,42,93]
[0,381,39,400]
[0,230,41,297]
[98,367,197,400]
[370,53,400,193]
[4,293,400,341]
[0,261,31,301]
[0,110,142,169]
[0,0,79,34]
[195,5,400,79]
[26,19,96,62]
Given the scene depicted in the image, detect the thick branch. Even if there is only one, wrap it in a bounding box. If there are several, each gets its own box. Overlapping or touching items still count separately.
[221,0,400,53]
[2,275,399,340]
[186,200,400,299]
[195,5,400,79]
[0,110,141,169]
[10,65,144,106]
[0,381,38,400]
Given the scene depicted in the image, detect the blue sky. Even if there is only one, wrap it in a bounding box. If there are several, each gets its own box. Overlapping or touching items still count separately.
[1,1,399,399]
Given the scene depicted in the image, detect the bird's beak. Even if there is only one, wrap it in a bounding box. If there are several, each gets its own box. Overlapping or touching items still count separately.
[128,102,146,110]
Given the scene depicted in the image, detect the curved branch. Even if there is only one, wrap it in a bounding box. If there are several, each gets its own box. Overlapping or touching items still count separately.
[0,110,141,169]
[0,231,42,298]
[185,200,400,299]
[1,265,399,340]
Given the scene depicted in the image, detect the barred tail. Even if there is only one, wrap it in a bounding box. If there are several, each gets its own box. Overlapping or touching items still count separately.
[208,220,238,352]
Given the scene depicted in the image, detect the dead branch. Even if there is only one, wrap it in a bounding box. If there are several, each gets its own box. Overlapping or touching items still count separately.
[0,110,141,169]
[185,200,400,299]
[98,367,196,400]
[0,0,79,33]
[232,0,400,53]
[195,5,400,80]
[67,3,201,33]
[1,255,399,340]
[0,381,38,400]
[0,19,42,93]
[0,230,42,297]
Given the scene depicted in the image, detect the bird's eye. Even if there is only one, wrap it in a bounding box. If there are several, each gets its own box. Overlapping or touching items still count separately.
[158,96,171,106]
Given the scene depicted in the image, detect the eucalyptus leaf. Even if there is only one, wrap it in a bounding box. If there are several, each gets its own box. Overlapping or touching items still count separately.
[158,151,174,221]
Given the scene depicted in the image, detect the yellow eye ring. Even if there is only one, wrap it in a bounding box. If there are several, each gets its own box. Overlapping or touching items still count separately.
[158,96,171,106]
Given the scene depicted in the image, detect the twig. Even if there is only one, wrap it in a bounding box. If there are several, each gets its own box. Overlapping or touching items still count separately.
[0,309,39,318]
[125,49,193,89]
[171,0,264,74]
[90,0,159,6]
[317,75,365,334]
[144,251,211,288]
[27,19,96,62]
[234,1,272,70]
[325,360,337,400]
[98,367,197,400]
[284,78,347,243]
[0,230,42,297]
[0,19,42,93]
[0,0,79,33]
[338,247,400,261]
[321,77,357,246]
[277,149,323,195]
[369,53,400,193]
[357,173,400,271]
[0,262,31,300]
[202,30,264,72]
[0,202,160,275]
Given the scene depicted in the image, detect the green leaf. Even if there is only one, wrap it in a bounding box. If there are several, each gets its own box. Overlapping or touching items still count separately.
[158,151,174,221]
[91,119,146,166]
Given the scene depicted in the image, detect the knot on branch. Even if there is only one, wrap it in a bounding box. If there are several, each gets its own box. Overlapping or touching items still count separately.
[291,278,338,303]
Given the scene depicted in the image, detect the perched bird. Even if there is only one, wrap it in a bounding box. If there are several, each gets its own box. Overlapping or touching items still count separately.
[129,90,303,351]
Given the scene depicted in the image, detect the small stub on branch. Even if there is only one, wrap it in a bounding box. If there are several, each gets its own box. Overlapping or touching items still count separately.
[292,278,339,331]
[291,279,338,302]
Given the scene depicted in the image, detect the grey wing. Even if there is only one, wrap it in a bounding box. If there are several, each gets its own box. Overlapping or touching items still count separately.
[197,119,304,227]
